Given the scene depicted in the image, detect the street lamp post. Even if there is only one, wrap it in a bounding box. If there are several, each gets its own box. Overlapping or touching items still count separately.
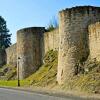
[18,57,20,87]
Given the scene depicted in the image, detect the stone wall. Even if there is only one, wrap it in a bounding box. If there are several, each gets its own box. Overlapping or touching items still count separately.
[0,50,6,67]
[1,6,100,83]
[89,22,100,61]
[44,28,59,54]
[5,43,17,66]
[17,27,45,79]
[57,6,100,84]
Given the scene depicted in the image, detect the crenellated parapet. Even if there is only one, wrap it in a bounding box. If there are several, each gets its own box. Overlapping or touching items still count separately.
[60,6,100,17]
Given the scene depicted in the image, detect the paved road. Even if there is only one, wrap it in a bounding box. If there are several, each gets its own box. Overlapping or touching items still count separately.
[0,88,99,100]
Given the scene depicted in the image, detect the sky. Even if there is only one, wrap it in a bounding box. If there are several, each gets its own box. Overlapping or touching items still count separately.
[0,0,100,44]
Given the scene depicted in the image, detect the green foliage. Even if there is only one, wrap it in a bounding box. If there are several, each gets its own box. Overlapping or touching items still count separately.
[47,24,55,31]
[0,16,11,50]
[46,17,58,31]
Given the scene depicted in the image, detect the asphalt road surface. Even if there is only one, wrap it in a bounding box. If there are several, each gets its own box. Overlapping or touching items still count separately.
[0,88,99,100]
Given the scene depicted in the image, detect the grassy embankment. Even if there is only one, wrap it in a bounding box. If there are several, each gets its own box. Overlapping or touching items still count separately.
[0,50,100,94]
[0,50,57,87]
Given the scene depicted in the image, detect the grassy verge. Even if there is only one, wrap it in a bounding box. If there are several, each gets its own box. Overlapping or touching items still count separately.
[0,80,30,87]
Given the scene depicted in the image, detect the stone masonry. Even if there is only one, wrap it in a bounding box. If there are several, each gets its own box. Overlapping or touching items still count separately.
[44,28,59,54]
[57,6,100,84]
[89,22,100,61]
[0,6,100,83]
[6,43,17,66]
[17,27,45,79]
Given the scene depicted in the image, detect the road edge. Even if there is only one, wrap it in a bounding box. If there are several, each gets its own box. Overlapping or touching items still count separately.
[0,86,100,100]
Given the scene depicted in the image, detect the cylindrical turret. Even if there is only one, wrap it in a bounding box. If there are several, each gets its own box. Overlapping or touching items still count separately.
[57,6,100,84]
[17,27,45,79]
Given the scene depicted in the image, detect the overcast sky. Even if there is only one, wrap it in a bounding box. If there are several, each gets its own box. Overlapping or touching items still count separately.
[0,0,100,44]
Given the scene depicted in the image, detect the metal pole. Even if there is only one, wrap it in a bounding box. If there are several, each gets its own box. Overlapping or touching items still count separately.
[18,57,20,87]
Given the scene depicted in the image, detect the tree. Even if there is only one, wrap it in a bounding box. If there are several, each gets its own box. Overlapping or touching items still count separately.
[0,16,11,50]
[47,16,59,31]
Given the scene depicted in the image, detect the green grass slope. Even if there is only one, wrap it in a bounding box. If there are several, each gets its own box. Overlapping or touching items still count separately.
[26,50,58,87]
[0,50,99,94]
[0,64,17,80]
[62,59,100,94]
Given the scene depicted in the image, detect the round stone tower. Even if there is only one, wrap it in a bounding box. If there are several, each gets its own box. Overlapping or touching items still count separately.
[17,27,45,79]
[57,6,100,84]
